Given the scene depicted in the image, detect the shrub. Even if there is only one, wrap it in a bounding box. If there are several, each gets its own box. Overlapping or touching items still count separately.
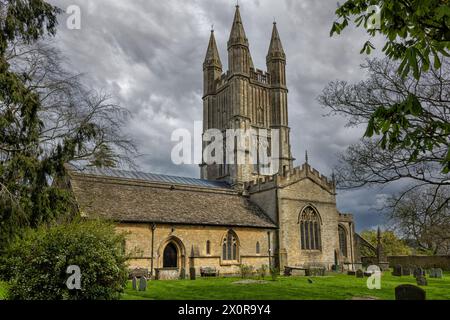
[0,219,128,300]
[238,264,254,279]
[270,267,279,281]
[257,265,268,279]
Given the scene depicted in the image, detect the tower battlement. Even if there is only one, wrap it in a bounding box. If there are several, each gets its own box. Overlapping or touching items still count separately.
[244,163,336,194]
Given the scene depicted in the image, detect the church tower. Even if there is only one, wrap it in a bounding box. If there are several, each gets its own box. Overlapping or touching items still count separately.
[201,6,294,188]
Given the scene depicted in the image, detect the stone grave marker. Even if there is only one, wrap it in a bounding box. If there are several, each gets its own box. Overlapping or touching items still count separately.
[392,264,402,277]
[189,267,196,280]
[416,275,428,286]
[413,267,424,278]
[395,284,426,300]
[347,271,356,276]
[402,267,411,276]
[356,269,364,278]
[430,268,443,279]
[139,277,147,292]
[132,276,137,290]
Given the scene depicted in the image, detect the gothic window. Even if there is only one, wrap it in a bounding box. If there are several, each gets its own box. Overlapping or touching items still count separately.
[206,240,211,255]
[256,242,260,254]
[222,230,239,261]
[300,206,322,251]
[339,225,348,257]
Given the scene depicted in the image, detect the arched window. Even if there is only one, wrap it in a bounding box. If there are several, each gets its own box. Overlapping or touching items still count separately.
[300,206,322,251]
[256,242,260,254]
[222,230,239,261]
[206,240,211,255]
[339,225,348,257]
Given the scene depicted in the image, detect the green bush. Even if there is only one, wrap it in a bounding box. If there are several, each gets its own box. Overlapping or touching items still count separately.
[0,220,128,300]
[257,265,268,279]
[238,264,254,279]
[270,267,279,281]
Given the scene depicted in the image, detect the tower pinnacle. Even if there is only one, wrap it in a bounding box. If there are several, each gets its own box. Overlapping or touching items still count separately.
[204,29,222,69]
[267,21,286,61]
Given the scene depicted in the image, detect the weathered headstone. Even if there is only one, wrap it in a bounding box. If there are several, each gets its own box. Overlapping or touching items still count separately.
[416,275,428,286]
[347,271,356,276]
[139,277,147,291]
[392,264,402,277]
[395,284,426,300]
[429,268,443,279]
[356,269,364,278]
[402,267,411,276]
[413,267,424,278]
[132,276,137,290]
[364,272,372,277]
[189,267,196,280]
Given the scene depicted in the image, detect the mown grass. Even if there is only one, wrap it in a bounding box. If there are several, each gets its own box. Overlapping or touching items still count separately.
[1,272,449,300]
[121,272,450,301]
[0,281,8,300]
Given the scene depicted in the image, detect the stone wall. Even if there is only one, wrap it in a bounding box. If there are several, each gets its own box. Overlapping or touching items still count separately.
[387,255,450,271]
[117,223,275,277]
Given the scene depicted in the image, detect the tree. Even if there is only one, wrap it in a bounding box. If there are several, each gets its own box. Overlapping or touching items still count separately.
[330,0,450,173]
[387,185,450,255]
[0,1,137,248]
[320,58,449,195]
[360,230,412,256]
[0,220,129,300]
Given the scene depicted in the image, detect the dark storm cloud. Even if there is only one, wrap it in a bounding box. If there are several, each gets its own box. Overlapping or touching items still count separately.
[50,0,392,231]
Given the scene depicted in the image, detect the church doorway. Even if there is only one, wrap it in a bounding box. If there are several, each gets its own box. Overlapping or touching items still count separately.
[163,242,178,268]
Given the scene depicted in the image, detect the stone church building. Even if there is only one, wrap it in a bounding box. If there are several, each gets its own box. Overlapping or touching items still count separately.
[69,6,358,279]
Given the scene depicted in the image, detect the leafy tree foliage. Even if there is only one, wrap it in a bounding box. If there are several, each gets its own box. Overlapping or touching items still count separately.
[320,58,449,191]
[330,0,450,173]
[387,185,450,255]
[0,1,137,248]
[360,230,412,256]
[0,220,129,300]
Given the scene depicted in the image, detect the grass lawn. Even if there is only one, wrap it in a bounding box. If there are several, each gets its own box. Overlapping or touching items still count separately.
[0,281,8,300]
[121,272,450,300]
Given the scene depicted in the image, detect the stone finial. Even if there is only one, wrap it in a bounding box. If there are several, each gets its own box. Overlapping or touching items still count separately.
[305,150,309,164]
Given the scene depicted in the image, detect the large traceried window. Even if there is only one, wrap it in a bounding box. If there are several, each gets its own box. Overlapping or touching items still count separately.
[338,225,348,257]
[222,230,239,261]
[300,206,322,251]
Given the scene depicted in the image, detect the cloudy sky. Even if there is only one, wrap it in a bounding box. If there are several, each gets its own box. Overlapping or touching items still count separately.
[49,0,395,231]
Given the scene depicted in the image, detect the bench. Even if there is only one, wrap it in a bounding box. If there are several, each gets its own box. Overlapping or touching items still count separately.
[200,267,219,277]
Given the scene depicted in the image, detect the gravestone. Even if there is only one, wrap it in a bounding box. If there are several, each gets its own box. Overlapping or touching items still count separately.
[347,271,356,276]
[132,276,137,290]
[416,275,428,286]
[364,272,372,277]
[356,269,364,278]
[139,277,147,291]
[392,265,402,277]
[189,267,196,280]
[395,284,426,300]
[402,267,411,276]
[413,267,425,278]
[429,268,443,279]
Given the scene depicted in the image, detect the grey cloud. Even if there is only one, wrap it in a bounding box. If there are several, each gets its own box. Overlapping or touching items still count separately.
[50,0,396,231]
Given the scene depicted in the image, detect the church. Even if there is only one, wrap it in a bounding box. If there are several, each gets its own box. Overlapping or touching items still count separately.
[68,6,358,279]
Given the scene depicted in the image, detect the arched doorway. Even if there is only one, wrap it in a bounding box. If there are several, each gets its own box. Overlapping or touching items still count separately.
[163,242,178,268]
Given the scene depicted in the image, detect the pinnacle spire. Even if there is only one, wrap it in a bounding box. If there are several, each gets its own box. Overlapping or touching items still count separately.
[204,30,222,69]
[267,22,286,61]
[228,5,249,48]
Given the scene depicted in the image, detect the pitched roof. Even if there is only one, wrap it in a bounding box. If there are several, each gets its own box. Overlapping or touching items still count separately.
[68,167,277,229]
